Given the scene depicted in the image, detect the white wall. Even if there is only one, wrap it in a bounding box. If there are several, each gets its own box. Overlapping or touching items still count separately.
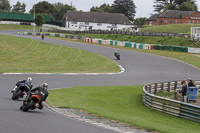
[66,21,138,32]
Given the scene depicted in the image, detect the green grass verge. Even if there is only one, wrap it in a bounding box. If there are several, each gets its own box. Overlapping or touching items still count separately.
[79,33,198,48]
[140,24,200,34]
[0,34,120,73]
[47,85,200,133]
[0,24,33,31]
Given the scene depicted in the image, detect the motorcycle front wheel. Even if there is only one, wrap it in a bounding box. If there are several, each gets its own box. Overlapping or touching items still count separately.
[12,90,22,100]
[22,100,35,112]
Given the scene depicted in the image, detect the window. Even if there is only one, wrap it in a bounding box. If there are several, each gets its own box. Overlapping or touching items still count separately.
[165,19,168,23]
[71,21,77,24]
[197,15,200,18]
[174,20,177,24]
[97,23,102,26]
[197,21,199,24]
[85,22,89,25]
[188,21,191,24]
[112,24,117,26]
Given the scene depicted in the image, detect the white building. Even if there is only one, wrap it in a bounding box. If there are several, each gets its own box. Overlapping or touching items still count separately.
[66,11,138,32]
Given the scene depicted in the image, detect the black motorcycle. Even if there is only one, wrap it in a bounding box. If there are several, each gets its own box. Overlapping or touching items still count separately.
[41,33,44,40]
[114,51,120,60]
[11,82,32,100]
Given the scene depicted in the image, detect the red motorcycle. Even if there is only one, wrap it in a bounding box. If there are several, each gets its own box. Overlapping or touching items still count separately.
[21,92,43,112]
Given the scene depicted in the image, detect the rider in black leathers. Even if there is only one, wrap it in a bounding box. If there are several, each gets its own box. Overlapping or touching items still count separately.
[20,83,48,110]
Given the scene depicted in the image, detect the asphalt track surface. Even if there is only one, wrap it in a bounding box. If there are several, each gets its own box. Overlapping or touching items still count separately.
[0,30,200,133]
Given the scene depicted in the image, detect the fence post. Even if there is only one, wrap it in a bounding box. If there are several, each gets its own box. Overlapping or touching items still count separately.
[174,81,177,91]
[168,82,171,92]
[149,85,152,93]
[155,83,157,94]
[161,83,164,91]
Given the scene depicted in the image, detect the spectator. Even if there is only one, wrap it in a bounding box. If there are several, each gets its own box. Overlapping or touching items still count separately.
[187,78,195,87]
[179,80,188,102]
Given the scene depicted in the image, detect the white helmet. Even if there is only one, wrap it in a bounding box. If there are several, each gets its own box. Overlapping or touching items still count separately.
[27,77,32,83]
[42,83,48,88]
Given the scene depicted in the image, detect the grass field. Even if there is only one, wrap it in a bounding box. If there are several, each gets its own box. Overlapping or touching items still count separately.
[47,86,200,133]
[140,24,200,34]
[0,34,120,73]
[0,24,33,31]
[79,33,198,48]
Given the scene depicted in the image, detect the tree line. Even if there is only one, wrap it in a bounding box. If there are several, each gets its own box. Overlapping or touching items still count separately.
[0,0,199,26]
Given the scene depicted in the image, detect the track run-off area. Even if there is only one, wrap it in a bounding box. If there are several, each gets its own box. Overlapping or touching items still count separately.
[0,30,200,133]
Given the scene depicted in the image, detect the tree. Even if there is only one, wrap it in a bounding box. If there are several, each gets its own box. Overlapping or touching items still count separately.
[12,1,26,13]
[90,3,113,13]
[29,1,56,20]
[154,0,198,13]
[134,17,147,26]
[112,0,136,21]
[179,2,198,11]
[35,14,45,31]
[0,0,11,12]
[53,2,76,20]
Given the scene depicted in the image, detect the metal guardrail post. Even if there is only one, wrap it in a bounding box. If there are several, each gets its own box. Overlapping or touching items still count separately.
[149,85,151,93]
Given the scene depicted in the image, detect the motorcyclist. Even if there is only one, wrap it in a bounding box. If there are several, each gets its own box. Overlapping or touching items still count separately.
[13,77,33,92]
[20,83,48,110]
[114,50,120,60]
[41,33,45,39]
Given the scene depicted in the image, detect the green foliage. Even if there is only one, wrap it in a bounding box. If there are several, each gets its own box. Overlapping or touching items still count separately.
[29,1,76,21]
[47,85,200,133]
[12,1,26,13]
[90,3,113,13]
[179,1,198,11]
[0,0,11,12]
[29,1,56,20]
[90,0,136,21]
[154,0,198,13]
[35,14,45,29]
[54,3,76,20]
[134,17,147,26]
[112,0,136,21]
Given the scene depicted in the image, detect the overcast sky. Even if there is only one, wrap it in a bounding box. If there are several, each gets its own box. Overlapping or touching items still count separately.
[9,0,200,18]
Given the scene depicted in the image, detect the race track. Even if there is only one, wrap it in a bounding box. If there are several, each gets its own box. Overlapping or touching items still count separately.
[0,30,200,133]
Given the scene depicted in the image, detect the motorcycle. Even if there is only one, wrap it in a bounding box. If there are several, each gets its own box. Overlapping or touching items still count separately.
[21,91,44,112]
[11,82,32,100]
[41,33,44,40]
[114,51,120,60]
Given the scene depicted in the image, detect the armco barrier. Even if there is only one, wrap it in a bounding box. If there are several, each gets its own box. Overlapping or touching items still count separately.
[143,80,200,122]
